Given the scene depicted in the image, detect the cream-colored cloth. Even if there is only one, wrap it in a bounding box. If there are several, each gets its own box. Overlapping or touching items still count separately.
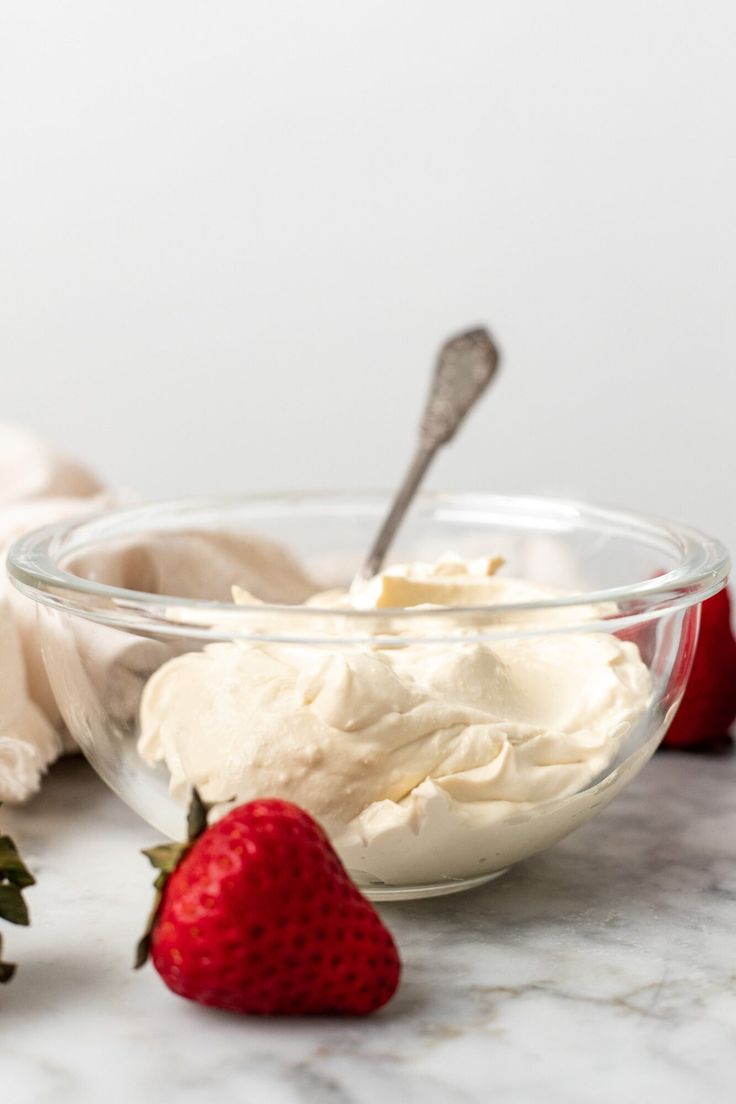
[0,426,107,800]
[0,600,61,802]
[0,425,315,803]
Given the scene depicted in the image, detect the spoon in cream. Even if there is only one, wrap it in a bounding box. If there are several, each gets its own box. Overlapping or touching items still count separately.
[353,326,500,586]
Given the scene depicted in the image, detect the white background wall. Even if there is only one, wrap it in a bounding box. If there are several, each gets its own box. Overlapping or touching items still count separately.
[2,2,735,554]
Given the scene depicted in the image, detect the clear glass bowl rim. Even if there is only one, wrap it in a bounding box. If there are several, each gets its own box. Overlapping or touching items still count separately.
[6,490,730,644]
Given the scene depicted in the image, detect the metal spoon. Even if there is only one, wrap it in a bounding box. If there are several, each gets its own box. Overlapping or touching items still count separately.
[353,326,501,585]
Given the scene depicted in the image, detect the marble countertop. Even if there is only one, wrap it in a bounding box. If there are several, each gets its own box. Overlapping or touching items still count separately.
[2,751,734,1103]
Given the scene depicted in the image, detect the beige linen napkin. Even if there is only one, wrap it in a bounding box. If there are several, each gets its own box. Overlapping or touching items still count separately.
[0,426,107,800]
[0,426,314,802]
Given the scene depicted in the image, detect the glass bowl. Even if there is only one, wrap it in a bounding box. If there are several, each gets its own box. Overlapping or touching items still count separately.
[7,492,729,901]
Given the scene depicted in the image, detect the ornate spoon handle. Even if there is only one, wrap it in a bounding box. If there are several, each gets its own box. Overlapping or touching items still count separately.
[353,327,500,585]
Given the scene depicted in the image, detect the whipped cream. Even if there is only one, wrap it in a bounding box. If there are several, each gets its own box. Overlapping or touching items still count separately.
[138,555,652,884]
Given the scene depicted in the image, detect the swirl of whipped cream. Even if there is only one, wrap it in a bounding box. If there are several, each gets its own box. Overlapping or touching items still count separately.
[138,555,651,884]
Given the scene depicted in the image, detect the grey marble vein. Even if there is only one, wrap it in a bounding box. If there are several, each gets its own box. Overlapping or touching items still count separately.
[1,752,734,1104]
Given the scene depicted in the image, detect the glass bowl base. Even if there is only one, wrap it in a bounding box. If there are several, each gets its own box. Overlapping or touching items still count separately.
[354,867,510,902]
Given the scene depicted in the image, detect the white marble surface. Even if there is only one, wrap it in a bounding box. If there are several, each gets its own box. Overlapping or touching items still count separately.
[1,752,734,1103]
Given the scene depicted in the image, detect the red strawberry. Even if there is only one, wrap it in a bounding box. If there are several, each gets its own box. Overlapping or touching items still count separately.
[136,794,401,1015]
[662,587,736,751]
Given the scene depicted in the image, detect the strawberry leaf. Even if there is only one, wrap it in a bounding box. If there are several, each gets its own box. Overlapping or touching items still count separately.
[134,929,154,970]
[0,835,36,890]
[135,790,212,971]
[142,843,187,877]
[187,788,212,842]
[135,842,187,970]
[0,885,30,926]
[0,806,34,983]
[0,934,16,984]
